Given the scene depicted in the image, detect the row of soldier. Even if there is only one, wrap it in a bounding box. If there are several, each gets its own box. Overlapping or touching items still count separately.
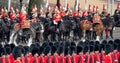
[0,39,120,63]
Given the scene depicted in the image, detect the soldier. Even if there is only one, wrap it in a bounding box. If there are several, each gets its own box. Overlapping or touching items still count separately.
[83,45,90,63]
[82,10,88,21]
[44,45,52,63]
[5,46,14,63]
[12,46,22,63]
[76,46,84,63]
[39,46,45,63]
[104,44,112,63]
[53,8,62,31]
[94,44,100,63]
[64,47,71,63]
[69,46,77,63]
[60,8,66,20]
[0,47,6,63]
[112,42,119,63]
[89,45,95,63]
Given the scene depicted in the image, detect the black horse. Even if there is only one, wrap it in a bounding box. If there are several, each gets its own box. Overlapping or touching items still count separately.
[0,17,11,44]
[101,15,115,39]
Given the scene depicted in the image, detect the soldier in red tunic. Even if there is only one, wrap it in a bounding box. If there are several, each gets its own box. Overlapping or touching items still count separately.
[94,44,100,63]
[89,45,95,63]
[44,45,52,63]
[5,46,14,63]
[53,9,62,31]
[76,45,84,63]
[39,46,45,63]
[12,46,22,63]
[83,45,90,63]
[112,42,119,63]
[64,47,71,63]
[104,44,112,63]
[0,48,7,63]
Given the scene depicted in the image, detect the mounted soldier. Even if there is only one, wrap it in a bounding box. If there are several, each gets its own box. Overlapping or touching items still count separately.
[53,7,62,32]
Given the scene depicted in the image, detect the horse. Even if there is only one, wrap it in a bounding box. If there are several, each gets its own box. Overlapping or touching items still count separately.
[79,14,104,41]
[58,19,77,41]
[0,17,11,44]
[101,15,115,39]
[43,18,57,41]
[9,20,36,46]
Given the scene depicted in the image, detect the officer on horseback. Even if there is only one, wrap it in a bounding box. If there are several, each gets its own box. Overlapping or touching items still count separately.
[53,6,62,32]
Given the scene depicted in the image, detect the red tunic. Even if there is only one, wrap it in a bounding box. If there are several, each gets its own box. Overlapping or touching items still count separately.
[44,55,52,63]
[64,55,71,63]
[60,11,66,17]
[21,56,26,63]
[111,53,119,63]
[53,13,62,23]
[76,54,84,63]
[58,55,65,63]
[89,54,95,63]
[40,56,45,63]
[73,11,79,17]
[27,54,34,63]
[94,53,100,63]
[104,53,112,63]
[1,57,6,63]
[14,60,21,63]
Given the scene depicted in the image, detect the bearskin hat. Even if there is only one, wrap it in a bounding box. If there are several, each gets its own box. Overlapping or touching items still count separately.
[64,47,70,56]
[57,46,64,55]
[24,46,30,55]
[5,46,11,55]
[94,44,100,51]
[10,43,15,51]
[31,46,39,56]
[69,46,76,55]
[77,46,83,54]
[39,46,44,55]
[83,45,89,54]
[105,44,112,55]
[12,46,22,60]
[44,45,51,55]
[0,47,6,56]
[49,42,53,46]
[51,45,57,55]
[90,45,94,52]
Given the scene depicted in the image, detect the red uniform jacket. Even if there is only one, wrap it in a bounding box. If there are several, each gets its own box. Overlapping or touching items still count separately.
[13,60,21,63]
[53,13,62,23]
[83,54,90,63]
[89,54,95,63]
[27,54,34,63]
[99,53,106,63]
[40,56,44,63]
[112,53,119,63]
[7,54,14,63]
[34,57,40,63]
[21,56,26,63]
[73,11,80,17]
[1,57,6,63]
[94,53,100,63]
[64,55,71,63]
[44,55,52,63]
[76,54,84,63]
[104,53,112,63]
[60,11,66,17]
[58,55,65,63]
